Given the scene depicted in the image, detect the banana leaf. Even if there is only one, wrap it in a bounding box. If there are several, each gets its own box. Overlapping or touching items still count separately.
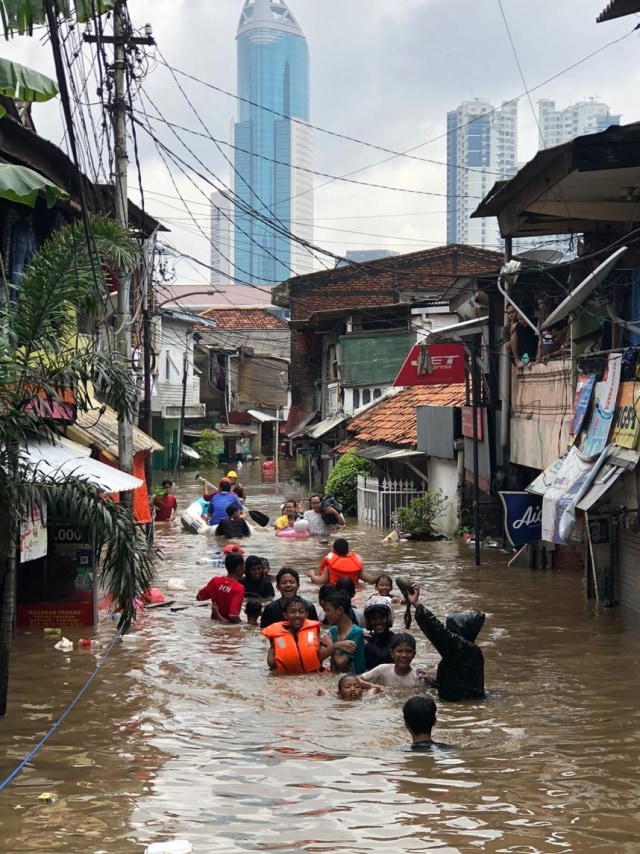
[0,164,65,207]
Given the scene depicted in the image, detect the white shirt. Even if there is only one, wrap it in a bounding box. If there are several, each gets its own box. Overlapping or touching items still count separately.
[361,664,427,689]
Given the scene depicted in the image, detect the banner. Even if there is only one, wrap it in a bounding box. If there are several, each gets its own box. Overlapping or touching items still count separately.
[583,354,622,458]
[570,374,596,437]
[19,503,47,563]
[393,343,465,386]
[611,381,640,449]
[541,446,595,543]
[499,492,542,546]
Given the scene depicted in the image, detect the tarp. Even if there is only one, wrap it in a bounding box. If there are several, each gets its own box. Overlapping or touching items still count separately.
[247,409,278,423]
[541,445,596,543]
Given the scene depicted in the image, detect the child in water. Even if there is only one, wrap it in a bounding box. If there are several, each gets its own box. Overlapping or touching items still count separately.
[367,572,401,604]
[358,633,432,690]
[244,599,262,625]
[317,674,383,700]
[322,591,366,674]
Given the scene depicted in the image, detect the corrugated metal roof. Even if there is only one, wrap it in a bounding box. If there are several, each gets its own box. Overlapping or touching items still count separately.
[21,435,143,492]
[69,403,163,456]
[307,412,347,439]
[597,0,640,21]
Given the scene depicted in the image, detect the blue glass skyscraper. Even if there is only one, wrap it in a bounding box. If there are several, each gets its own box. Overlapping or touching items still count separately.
[233,0,314,285]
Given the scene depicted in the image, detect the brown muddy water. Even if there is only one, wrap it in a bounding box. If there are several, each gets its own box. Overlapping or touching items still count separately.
[2,465,640,853]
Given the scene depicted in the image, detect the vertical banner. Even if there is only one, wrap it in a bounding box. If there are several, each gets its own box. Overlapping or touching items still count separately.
[541,446,595,543]
[499,492,542,546]
[19,503,48,563]
[570,374,596,438]
[583,354,622,458]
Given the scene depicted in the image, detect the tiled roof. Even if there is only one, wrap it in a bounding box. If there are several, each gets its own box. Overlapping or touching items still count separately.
[198,307,288,330]
[344,384,466,448]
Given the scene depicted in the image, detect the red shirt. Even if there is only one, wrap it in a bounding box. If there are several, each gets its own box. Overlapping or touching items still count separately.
[196,575,244,620]
[153,494,177,521]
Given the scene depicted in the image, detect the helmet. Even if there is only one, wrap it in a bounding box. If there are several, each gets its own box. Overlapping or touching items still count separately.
[364,598,394,629]
[227,470,238,479]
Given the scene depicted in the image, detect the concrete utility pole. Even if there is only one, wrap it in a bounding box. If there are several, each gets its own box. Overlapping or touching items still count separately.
[85,3,154,475]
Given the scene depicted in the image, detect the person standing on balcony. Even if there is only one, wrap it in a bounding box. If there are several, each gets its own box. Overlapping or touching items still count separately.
[510,308,538,369]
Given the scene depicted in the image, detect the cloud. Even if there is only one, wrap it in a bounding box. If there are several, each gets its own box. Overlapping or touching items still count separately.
[1,0,638,283]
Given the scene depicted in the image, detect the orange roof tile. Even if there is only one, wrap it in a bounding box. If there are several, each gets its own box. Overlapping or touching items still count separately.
[198,307,288,330]
[345,384,466,447]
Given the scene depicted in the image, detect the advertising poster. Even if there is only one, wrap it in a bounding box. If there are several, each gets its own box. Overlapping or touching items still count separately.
[499,492,543,546]
[570,374,596,438]
[19,503,48,563]
[583,354,622,458]
[542,446,595,543]
[611,381,640,449]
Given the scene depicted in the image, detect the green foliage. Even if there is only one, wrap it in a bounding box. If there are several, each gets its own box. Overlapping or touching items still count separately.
[396,491,449,538]
[0,216,152,634]
[193,429,223,466]
[0,0,116,37]
[324,453,374,516]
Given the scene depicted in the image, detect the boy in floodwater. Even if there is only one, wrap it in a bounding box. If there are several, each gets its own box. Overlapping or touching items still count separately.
[359,632,432,690]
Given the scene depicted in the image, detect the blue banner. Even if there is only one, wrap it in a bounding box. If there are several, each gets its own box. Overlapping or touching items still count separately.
[499,491,543,546]
[571,374,596,436]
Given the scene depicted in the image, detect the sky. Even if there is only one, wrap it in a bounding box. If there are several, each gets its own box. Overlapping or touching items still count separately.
[3,0,640,288]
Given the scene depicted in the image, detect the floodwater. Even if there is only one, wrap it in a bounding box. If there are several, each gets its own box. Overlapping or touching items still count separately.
[2,465,640,854]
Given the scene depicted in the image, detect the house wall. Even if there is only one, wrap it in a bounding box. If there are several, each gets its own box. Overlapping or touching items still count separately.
[427,456,460,535]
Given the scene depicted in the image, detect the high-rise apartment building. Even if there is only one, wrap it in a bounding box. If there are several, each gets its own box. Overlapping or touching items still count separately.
[231,0,314,286]
[446,99,518,249]
[537,98,621,149]
[210,191,232,287]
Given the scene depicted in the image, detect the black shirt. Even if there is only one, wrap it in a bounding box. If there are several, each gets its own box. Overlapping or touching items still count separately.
[215,518,251,539]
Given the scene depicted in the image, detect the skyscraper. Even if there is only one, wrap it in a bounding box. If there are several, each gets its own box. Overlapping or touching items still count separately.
[537,98,621,149]
[232,0,313,286]
[446,99,518,249]
[210,191,232,287]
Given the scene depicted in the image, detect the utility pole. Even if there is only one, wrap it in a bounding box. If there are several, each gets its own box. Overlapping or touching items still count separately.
[85,3,154,475]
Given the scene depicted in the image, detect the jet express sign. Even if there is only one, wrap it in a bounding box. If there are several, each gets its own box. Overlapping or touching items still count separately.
[393,343,465,386]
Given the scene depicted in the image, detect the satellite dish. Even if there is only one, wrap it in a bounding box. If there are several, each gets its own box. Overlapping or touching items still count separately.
[541,247,628,330]
[514,248,563,264]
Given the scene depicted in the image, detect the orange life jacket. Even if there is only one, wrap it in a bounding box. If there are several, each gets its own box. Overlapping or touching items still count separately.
[262,619,322,673]
[323,551,364,585]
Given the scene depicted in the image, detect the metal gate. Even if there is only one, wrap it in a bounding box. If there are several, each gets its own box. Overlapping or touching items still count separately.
[618,527,640,613]
[357,474,426,529]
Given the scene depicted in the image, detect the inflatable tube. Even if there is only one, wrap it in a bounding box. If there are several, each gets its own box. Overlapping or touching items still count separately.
[181,500,208,534]
[276,528,310,539]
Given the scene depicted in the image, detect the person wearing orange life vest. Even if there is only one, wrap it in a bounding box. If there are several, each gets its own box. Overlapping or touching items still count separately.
[308,538,378,587]
[262,595,356,674]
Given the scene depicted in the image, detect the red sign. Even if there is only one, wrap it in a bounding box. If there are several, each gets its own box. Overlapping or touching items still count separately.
[462,406,484,440]
[17,601,94,628]
[393,343,465,386]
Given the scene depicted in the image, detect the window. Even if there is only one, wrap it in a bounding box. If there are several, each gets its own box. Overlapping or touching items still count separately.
[362,389,371,405]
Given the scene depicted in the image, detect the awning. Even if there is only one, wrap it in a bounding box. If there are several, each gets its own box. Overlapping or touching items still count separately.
[247,409,278,423]
[307,412,347,440]
[69,400,163,457]
[348,442,423,461]
[288,411,319,438]
[21,435,143,492]
[215,424,258,437]
[577,447,639,511]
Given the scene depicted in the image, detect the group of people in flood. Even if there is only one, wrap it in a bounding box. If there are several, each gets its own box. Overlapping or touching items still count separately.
[194,533,487,747]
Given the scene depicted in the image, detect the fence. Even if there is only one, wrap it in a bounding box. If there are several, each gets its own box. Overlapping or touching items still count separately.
[357,474,427,528]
